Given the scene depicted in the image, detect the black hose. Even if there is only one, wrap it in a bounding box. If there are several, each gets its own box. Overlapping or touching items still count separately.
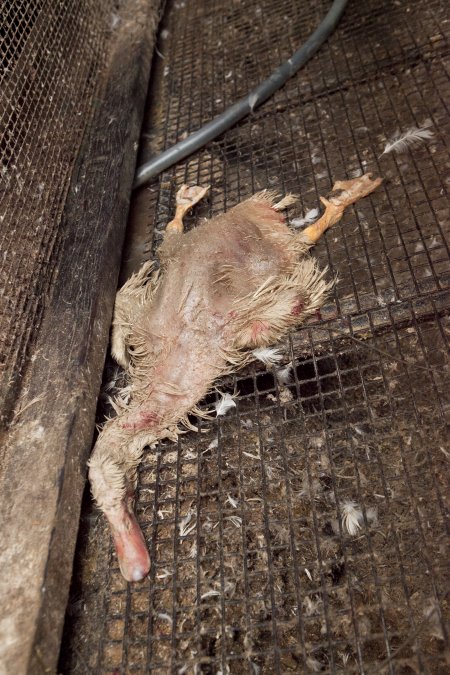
[134,0,349,189]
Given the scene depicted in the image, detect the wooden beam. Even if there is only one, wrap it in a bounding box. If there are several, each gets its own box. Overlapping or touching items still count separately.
[0,2,161,672]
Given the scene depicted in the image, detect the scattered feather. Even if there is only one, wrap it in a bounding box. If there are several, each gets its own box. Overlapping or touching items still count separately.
[200,590,221,600]
[224,580,236,595]
[216,667,231,675]
[341,500,363,535]
[243,450,260,460]
[183,449,196,460]
[248,92,259,112]
[352,424,367,436]
[178,511,196,537]
[299,476,322,500]
[241,418,253,429]
[348,168,362,178]
[439,445,450,460]
[339,651,351,666]
[366,506,378,526]
[110,13,120,29]
[276,364,293,385]
[279,386,293,404]
[265,464,277,480]
[381,122,434,157]
[291,208,319,229]
[303,595,322,616]
[252,346,283,367]
[423,599,445,640]
[306,656,323,672]
[226,494,238,508]
[204,437,218,453]
[226,515,242,528]
[348,160,368,179]
[157,613,172,624]
[215,392,236,416]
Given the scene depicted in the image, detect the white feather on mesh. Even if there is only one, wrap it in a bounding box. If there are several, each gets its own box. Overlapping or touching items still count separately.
[341,500,378,535]
[381,122,434,156]
[215,392,237,416]
[252,346,283,366]
[276,364,293,385]
[341,500,363,535]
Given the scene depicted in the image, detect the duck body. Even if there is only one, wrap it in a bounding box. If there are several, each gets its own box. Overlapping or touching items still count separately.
[88,175,381,581]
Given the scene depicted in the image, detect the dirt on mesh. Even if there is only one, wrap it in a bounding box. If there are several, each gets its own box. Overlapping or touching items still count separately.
[60,317,449,673]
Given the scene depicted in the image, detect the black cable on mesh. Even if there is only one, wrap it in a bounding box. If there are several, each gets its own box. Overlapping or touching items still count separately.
[133,0,349,188]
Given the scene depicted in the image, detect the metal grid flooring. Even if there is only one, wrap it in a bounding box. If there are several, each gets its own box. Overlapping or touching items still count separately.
[61,0,449,672]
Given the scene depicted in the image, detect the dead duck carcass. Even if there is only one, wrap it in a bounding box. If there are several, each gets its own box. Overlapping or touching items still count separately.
[88,174,382,581]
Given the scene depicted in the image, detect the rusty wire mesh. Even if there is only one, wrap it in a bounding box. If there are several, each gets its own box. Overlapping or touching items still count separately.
[61,0,449,672]
[0,0,115,418]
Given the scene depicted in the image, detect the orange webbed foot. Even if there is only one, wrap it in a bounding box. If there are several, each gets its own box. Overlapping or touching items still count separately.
[166,184,210,233]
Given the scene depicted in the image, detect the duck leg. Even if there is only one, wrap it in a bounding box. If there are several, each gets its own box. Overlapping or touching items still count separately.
[166,184,210,234]
[302,173,382,244]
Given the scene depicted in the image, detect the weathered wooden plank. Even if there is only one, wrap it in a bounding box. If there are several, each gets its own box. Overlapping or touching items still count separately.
[0,1,161,673]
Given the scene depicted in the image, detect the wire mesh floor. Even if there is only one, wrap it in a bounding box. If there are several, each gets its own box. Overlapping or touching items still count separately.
[60,0,449,672]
